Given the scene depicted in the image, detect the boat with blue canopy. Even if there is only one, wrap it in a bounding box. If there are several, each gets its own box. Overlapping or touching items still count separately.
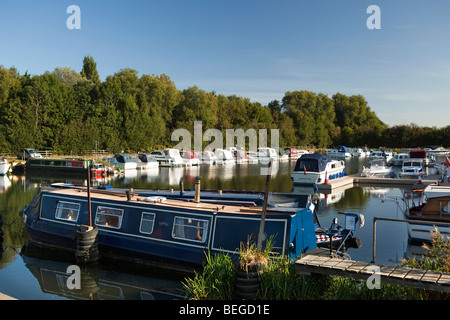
[290,154,346,185]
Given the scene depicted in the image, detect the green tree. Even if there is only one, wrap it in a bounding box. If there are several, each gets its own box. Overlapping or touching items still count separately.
[80,55,100,84]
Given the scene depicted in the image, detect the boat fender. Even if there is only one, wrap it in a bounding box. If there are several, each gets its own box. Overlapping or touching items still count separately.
[75,225,99,264]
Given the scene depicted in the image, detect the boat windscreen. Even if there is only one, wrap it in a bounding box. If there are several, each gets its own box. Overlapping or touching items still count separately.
[294,159,320,172]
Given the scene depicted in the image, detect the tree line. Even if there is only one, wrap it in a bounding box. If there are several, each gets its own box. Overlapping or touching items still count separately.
[0,56,448,155]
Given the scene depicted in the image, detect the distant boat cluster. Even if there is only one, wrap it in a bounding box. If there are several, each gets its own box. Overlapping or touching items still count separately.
[100,147,311,173]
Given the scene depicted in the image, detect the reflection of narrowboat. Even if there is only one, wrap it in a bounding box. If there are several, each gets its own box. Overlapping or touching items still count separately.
[21,246,185,300]
[25,158,93,174]
[19,184,318,273]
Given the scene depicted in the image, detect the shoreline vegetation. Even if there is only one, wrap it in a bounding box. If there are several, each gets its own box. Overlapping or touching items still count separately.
[0,56,448,156]
[183,230,450,300]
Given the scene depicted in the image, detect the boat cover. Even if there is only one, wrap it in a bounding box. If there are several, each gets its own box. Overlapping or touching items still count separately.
[294,154,331,172]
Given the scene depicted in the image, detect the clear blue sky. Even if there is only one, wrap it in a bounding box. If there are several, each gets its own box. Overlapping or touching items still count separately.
[1,1,449,128]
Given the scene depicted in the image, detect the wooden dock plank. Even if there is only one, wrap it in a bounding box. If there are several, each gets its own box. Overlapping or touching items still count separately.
[421,271,442,283]
[346,261,369,273]
[404,268,427,281]
[378,265,397,277]
[295,252,450,293]
[437,274,450,285]
[389,267,412,279]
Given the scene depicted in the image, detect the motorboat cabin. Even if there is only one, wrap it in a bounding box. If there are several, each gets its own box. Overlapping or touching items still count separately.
[291,154,346,185]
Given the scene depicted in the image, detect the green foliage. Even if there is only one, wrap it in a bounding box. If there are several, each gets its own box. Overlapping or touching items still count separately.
[402,228,450,273]
[0,58,448,154]
[182,251,236,300]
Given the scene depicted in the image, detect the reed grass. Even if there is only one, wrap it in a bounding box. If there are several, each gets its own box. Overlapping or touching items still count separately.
[183,230,450,300]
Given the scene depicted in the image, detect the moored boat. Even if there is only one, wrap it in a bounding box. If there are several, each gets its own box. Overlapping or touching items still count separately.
[409,149,429,166]
[198,151,216,165]
[181,150,200,166]
[150,149,184,167]
[361,159,392,177]
[389,153,409,166]
[114,153,139,170]
[290,154,346,185]
[136,153,159,169]
[328,146,351,158]
[25,158,93,174]
[0,157,11,175]
[284,147,300,160]
[405,195,450,243]
[19,184,318,273]
[215,149,236,165]
[399,158,425,178]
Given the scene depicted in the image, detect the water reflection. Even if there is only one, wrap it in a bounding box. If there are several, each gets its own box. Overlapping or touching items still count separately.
[21,244,185,300]
[0,156,442,299]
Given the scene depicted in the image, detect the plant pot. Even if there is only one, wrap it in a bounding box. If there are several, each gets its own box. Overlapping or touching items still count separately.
[235,262,266,300]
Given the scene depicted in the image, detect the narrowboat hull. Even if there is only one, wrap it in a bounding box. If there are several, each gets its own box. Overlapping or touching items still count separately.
[25,158,93,174]
[19,186,317,273]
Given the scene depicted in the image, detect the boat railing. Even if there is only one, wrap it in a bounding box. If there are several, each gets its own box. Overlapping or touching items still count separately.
[371,217,450,263]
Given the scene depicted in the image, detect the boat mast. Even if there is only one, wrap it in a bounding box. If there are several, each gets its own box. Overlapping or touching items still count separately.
[87,164,92,228]
[257,160,272,252]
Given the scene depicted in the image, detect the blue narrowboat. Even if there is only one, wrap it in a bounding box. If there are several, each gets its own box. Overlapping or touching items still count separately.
[19,185,318,273]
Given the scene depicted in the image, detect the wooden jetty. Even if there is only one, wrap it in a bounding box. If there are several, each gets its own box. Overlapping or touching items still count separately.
[0,292,17,300]
[295,248,450,293]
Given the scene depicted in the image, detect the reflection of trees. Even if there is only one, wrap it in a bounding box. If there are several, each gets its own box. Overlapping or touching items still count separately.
[332,186,370,210]
[109,163,295,193]
[0,179,36,268]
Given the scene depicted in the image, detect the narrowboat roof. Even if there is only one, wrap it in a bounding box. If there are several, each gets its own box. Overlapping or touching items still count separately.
[42,186,303,215]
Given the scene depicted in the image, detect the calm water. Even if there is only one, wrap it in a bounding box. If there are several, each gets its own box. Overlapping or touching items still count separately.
[0,157,439,300]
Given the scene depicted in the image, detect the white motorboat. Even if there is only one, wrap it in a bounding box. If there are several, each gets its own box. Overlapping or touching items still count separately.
[370,150,393,162]
[291,154,346,185]
[328,146,351,158]
[405,195,450,243]
[137,153,159,169]
[199,151,217,165]
[257,147,279,164]
[389,153,408,166]
[113,153,139,170]
[181,150,200,166]
[351,148,367,157]
[215,149,236,165]
[150,149,184,167]
[423,183,450,199]
[0,157,10,175]
[361,160,392,177]
[424,146,450,155]
[399,158,425,178]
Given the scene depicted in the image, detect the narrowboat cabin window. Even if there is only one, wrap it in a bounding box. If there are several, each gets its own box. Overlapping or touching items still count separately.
[140,212,156,234]
[172,217,208,242]
[95,206,124,229]
[55,201,80,221]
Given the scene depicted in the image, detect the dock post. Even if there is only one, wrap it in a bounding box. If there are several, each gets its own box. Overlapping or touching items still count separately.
[372,217,377,263]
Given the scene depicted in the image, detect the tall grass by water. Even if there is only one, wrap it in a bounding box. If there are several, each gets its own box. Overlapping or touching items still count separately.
[183,230,450,300]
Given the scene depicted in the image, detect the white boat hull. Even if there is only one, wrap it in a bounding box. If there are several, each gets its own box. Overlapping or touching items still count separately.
[0,163,11,175]
[291,165,346,185]
[407,222,450,243]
